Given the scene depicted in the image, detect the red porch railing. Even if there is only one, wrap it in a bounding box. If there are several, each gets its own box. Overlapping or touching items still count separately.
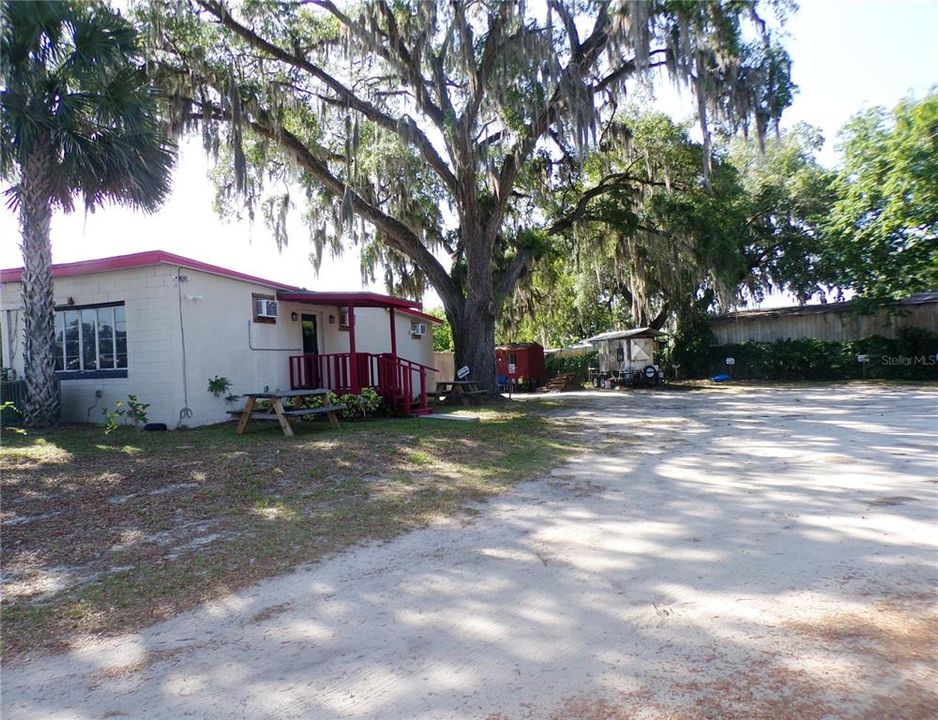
[289,352,436,415]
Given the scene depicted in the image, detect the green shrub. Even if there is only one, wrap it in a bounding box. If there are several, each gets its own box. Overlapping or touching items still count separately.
[687,327,938,380]
[102,402,124,435]
[666,309,717,378]
[126,395,150,425]
[337,387,384,419]
[545,351,598,381]
[294,388,384,420]
[207,376,233,397]
[1,399,22,427]
[102,394,150,434]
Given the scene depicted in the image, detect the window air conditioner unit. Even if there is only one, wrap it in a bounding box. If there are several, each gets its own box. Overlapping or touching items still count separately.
[255,299,278,318]
[411,322,428,337]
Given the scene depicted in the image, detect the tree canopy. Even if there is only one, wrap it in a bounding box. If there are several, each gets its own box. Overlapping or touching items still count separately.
[142,0,793,388]
[824,92,938,302]
[502,113,841,346]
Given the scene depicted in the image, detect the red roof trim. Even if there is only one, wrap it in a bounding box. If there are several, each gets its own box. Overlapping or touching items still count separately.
[0,251,300,291]
[276,290,422,310]
[401,308,444,325]
[0,251,433,310]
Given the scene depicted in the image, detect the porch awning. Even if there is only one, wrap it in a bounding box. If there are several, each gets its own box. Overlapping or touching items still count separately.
[275,290,421,310]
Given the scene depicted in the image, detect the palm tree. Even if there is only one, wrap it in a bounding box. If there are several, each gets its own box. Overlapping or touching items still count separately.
[1,0,175,426]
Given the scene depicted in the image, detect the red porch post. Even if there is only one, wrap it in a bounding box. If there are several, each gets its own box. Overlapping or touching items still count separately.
[388,308,397,358]
[347,303,359,393]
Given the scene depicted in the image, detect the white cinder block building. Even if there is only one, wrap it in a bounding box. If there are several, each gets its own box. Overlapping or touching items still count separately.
[0,251,440,427]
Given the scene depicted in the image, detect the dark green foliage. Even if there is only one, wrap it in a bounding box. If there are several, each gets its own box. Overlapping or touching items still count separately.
[824,93,938,302]
[425,309,453,352]
[294,388,385,420]
[729,124,837,302]
[680,328,938,381]
[337,388,384,420]
[0,0,176,213]
[1,397,24,427]
[505,114,835,342]
[545,352,598,382]
[666,309,717,377]
[207,376,233,397]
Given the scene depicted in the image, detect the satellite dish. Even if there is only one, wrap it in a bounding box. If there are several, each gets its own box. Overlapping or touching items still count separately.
[457,365,470,379]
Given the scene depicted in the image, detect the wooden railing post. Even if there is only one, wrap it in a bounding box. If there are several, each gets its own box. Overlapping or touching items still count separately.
[419,365,426,409]
[347,304,359,393]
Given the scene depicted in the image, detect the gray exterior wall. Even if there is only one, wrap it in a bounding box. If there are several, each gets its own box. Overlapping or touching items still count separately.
[710,299,938,345]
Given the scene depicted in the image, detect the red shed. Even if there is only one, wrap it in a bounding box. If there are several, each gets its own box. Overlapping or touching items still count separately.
[495,342,546,389]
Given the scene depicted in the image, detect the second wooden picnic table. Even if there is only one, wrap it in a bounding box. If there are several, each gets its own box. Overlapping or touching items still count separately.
[436,379,488,403]
[236,389,344,437]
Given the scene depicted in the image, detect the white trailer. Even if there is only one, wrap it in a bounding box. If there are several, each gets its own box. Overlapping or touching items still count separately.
[587,327,666,387]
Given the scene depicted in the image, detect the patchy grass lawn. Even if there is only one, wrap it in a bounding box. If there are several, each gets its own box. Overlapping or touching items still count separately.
[1,404,582,661]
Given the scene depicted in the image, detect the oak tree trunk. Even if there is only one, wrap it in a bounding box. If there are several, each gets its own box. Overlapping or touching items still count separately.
[447,296,496,395]
[19,142,59,427]
[443,203,498,394]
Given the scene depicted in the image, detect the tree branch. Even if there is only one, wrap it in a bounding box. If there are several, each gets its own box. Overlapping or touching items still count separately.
[544,172,672,237]
[374,0,446,127]
[267,124,457,305]
[485,5,612,245]
[196,0,458,194]
[495,248,534,303]
[187,100,457,306]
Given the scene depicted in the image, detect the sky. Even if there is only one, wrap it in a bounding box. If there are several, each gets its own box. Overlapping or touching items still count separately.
[2,0,936,307]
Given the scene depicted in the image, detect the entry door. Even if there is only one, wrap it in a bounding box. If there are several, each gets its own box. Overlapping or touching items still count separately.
[301,314,319,354]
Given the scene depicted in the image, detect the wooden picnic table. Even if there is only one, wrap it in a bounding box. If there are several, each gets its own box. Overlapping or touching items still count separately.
[235,388,345,437]
[436,379,488,403]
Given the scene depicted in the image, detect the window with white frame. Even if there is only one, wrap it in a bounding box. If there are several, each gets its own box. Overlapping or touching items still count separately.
[54,303,127,373]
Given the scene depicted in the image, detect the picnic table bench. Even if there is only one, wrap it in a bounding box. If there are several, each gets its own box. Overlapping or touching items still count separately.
[233,389,345,437]
[436,380,488,404]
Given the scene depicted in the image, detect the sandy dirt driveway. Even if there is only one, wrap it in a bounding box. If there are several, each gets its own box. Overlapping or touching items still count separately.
[3,384,936,719]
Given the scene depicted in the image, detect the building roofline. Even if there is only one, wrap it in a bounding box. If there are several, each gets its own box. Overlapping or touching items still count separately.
[401,308,443,325]
[711,292,938,322]
[0,250,301,291]
[1,251,443,315]
[588,327,667,342]
[495,342,544,349]
[275,290,426,311]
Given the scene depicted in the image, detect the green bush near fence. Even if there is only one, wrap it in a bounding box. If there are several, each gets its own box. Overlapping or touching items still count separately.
[679,327,938,380]
[1,379,28,427]
[545,351,598,381]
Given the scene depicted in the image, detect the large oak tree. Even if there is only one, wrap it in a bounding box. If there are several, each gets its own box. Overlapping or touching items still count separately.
[145,0,791,390]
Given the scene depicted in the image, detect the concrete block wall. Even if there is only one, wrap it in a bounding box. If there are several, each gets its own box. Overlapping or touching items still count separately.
[1,266,184,426]
[1,263,438,427]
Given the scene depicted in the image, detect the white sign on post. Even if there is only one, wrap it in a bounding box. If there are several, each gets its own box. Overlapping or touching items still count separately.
[725,357,736,366]
[456,365,470,379]
[508,363,517,375]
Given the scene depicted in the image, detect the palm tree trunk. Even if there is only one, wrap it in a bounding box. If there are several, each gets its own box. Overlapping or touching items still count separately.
[20,143,59,427]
